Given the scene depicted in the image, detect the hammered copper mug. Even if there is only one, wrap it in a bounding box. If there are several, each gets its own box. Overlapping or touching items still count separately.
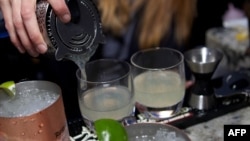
[0,81,70,141]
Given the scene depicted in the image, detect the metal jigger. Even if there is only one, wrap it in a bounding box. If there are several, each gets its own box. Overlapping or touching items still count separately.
[184,47,223,110]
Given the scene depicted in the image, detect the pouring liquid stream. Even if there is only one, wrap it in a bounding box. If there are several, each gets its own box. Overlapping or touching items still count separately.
[66,45,98,85]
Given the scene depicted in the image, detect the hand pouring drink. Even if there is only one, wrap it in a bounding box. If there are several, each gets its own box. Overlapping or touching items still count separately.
[0,0,105,140]
[38,0,105,132]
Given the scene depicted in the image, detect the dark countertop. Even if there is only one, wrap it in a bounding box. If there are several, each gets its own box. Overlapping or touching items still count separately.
[185,106,250,141]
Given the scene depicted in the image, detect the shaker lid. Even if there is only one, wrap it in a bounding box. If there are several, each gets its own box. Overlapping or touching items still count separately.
[47,0,105,60]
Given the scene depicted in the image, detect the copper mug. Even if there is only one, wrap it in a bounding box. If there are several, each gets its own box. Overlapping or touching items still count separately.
[0,81,70,141]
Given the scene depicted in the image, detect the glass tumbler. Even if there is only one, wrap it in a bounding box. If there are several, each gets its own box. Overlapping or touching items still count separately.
[76,59,135,129]
[130,47,186,119]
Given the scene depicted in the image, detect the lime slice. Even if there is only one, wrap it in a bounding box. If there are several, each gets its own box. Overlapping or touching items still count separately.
[94,119,128,141]
[0,81,16,97]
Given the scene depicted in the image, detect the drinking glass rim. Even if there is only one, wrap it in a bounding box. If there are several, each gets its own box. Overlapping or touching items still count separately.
[130,47,184,70]
[76,59,132,84]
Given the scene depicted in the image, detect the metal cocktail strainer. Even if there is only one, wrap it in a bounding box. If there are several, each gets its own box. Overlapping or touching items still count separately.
[36,0,104,61]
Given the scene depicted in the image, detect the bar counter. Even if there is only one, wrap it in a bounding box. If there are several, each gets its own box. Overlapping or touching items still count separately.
[185,106,250,141]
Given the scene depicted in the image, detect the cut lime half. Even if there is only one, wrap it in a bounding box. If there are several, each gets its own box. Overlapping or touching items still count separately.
[0,81,16,97]
[94,119,128,141]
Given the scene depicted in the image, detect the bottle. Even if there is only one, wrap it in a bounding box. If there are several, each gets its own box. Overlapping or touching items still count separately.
[222,3,248,30]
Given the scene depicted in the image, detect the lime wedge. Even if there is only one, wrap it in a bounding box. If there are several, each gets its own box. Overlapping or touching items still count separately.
[0,81,16,97]
[94,119,128,141]
[235,31,248,41]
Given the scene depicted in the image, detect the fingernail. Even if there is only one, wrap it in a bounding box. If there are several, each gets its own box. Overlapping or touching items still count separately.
[62,14,71,22]
[37,44,47,53]
[17,46,25,53]
[28,49,39,57]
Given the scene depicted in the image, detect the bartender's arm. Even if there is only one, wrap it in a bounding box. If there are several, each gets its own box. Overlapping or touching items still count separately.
[0,0,71,57]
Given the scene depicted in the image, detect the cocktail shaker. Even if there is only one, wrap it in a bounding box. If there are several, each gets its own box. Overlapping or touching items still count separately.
[36,0,104,61]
